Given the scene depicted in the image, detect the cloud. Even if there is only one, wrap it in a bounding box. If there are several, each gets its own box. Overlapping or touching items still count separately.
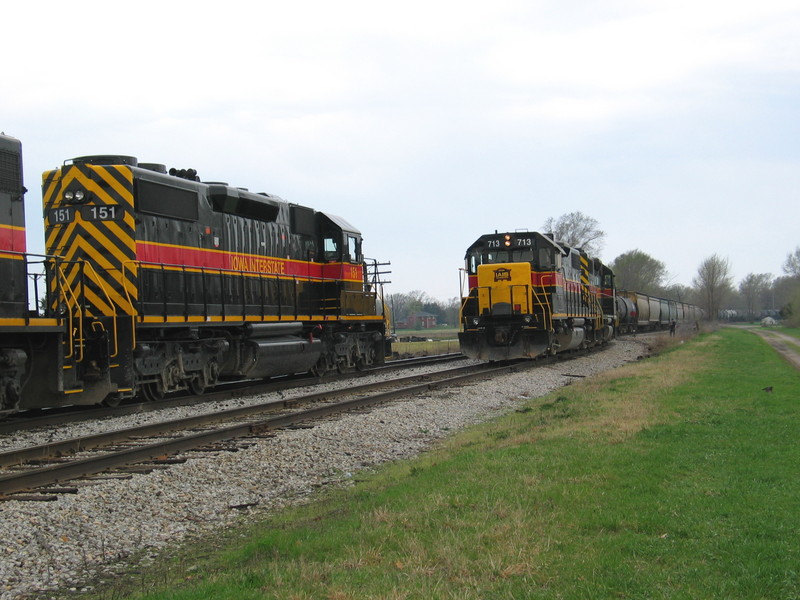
[4,0,800,301]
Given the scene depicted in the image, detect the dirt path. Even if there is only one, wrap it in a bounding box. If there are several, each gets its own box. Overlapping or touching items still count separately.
[745,326,800,370]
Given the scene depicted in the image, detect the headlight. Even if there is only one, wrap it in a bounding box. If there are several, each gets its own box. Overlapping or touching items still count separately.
[64,190,86,203]
[470,317,480,327]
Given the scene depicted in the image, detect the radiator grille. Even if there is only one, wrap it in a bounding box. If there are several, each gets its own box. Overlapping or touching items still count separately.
[0,149,22,195]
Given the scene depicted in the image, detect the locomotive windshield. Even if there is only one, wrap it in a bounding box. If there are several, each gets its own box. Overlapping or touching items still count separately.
[466,245,556,274]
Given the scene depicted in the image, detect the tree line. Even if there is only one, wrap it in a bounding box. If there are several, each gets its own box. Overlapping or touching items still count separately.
[390,212,800,329]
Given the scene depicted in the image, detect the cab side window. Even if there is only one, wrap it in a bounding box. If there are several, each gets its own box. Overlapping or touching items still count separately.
[324,235,339,261]
[346,234,360,263]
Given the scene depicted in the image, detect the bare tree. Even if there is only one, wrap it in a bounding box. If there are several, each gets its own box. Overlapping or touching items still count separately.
[772,275,799,311]
[541,211,605,256]
[692,254,734,319]
[609,249,667,295]
[783,247,800,278]
[738,273,772,320]
[661,283,695,304]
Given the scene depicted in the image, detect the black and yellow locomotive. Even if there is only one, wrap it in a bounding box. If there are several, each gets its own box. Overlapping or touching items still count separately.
[35,153,390,407]
[1,134,65,412]
[458,231,615,361]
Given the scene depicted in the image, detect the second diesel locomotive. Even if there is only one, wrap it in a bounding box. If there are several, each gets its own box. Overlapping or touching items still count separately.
[38,153,391,406]
[1,134,65,413]
[458,231,616,360]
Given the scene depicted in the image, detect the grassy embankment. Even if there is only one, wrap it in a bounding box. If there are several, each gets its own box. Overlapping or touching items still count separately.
[776,326,800,348]
[105,328,800,599]
[390,327,460,357]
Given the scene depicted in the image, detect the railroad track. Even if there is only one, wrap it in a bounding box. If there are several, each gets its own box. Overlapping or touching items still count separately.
[0,353,466,435]
[0,358,531,500]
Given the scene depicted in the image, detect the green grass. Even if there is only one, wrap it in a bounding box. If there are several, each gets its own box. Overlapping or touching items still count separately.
[391,327,460,357]
[778,326,800,341]
[393,327,459,340]
[93,329,800,599]
[390,339,461,356]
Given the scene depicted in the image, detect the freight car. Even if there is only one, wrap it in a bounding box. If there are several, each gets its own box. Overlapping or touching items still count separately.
[458,231,615,360]
[616,290,702,333]
[1,136,391,414]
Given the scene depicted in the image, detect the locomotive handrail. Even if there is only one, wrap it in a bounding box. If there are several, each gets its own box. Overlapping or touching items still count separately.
[78,261,120,360]
[3,250,66,322]
[119,259,354,323]
[120,260,139,350]
[459,292,475,324]
[55,267,81,362]
[465,279,556,332]
[579,283,604,329]
[529,283,553,330]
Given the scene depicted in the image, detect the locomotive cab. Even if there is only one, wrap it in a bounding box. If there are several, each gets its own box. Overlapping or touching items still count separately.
[319,213,362,263]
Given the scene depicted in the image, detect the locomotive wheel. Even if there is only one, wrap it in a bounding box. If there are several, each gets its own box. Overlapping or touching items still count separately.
[311,352,335,377]
[189,377,206,396]
[102,396,121,408]
[356,347,376,371]
[141,382,165,402]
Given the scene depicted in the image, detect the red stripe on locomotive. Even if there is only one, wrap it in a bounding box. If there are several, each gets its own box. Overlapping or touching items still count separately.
[0,225,26,253]
[136,241,364,282]
[467,270,578,289]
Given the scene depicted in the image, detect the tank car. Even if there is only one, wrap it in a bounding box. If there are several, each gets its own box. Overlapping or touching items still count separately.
[616,290,703,333]
[458,231,615,361]
[39,153,390,406]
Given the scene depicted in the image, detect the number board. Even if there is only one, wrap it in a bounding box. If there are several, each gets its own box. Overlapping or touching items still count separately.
[484,235,534,249]
[48,205,124,225]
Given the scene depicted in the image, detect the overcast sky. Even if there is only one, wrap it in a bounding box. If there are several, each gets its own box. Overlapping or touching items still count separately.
[5,0,799,301]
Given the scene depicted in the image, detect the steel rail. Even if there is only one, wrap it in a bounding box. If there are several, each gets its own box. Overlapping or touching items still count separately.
[0,353,467,435]
[0,361,530,496]
[0,360,484,468]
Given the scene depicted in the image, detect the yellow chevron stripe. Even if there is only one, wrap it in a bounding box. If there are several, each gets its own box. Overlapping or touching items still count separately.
[41,169,60,204]
[69,239,137,310]
[99,218,136,255]
[94,165,134,204]
[79,218,133,265]
[57,229,84,263]
[83,287,115,316]
[46,218,79,256]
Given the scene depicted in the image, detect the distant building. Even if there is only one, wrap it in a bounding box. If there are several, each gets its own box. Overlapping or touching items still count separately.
[398,311,438,329]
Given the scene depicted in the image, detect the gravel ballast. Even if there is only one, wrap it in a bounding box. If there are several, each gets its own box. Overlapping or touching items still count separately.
[0,339,648,599]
